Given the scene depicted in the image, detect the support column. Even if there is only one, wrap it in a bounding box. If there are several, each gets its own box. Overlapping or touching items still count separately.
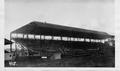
[10,33,12,52]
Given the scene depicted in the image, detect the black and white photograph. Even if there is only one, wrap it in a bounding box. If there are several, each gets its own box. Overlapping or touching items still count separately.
[4,0,115,68]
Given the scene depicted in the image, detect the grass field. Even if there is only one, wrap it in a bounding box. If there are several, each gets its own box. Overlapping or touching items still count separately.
[5,47,115,67]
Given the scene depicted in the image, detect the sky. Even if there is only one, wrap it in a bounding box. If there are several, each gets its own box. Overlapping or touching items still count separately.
[5,0,114,39]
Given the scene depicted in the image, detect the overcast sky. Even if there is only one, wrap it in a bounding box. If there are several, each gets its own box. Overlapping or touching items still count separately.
[5,0,114,39]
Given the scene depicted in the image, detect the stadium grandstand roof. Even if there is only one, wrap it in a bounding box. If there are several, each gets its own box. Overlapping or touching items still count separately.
[11,21,113,39]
